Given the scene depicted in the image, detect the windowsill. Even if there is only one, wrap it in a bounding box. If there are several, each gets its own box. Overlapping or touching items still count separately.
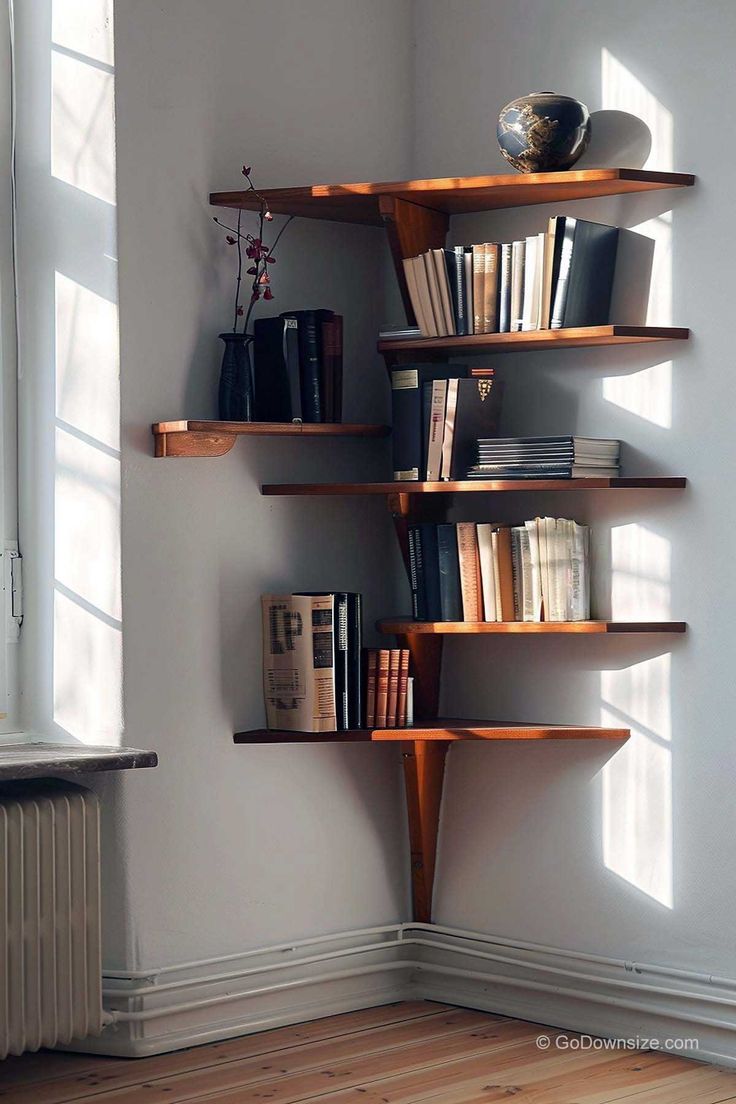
[0,740,158,781]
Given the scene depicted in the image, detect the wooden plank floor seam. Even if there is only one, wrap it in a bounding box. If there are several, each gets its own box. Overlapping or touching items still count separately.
[1,1002,734,1104]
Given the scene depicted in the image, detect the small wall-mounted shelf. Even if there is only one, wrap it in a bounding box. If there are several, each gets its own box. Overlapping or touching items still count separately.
[379,324,689,358]
[262,477,687,496]
[380,619,687,635]
[234,719,630,743]
[153,420,390,457]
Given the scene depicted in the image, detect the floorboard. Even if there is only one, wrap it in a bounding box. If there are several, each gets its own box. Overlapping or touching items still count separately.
[0,1002,734,1104]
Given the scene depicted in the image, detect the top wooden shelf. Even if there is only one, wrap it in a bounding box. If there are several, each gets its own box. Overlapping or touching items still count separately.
[210,169,694,226]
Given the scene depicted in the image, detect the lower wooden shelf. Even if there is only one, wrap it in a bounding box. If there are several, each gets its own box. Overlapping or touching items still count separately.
[234,719,629,743]
[380,619,687,635]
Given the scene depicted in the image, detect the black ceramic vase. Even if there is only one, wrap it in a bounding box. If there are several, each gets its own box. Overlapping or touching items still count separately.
[497,92,591,173]
[218,332,253,422]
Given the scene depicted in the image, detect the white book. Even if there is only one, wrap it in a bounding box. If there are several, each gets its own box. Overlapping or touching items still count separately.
[518,526,534,622]
[440,378,459,480]
[535,232,546,329]
[570,522,590,620]
[261,594,336,732]
[510,240,526,332]
[548,518,567,622]
[432,248,456,335]
[406,677,414,726]
[426,379,447,481]
[521,235,538,331]
[524,519,543,621]
[477,523,497,622]
[510,527,524,620]
[491,529,503,621]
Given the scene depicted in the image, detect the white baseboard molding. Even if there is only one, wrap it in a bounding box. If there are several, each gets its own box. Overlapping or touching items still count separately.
[68,922,736,1064]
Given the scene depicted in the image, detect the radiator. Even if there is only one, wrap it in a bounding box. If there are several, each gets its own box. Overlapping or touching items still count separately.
[0,781,104,1058]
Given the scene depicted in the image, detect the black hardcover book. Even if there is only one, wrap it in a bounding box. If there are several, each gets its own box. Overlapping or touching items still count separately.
[253,316,301,421]
[443,248,469,335]
[551,219,620,329]
[437,523,462,621]
[346,592,362,728]
[421,381,433,481]
[448,378,505,480]
[279,309,335,422]
[391,363,469,481]
[409,526,428,620]
[418,523,442,621]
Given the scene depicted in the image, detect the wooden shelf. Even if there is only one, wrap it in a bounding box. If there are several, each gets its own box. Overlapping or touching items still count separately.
[211,168,694,225]
[262,477,686,496]
[381,619,687,635]
[378,324,689,357]
[153,419,390,457]
[234,719,629,744]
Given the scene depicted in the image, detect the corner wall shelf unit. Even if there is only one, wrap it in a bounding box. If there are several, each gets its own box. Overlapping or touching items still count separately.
[213,164,693,925]
[153,419,390,458]
[235,720,630,744]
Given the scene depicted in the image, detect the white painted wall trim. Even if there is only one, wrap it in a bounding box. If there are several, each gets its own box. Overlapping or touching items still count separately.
[74,924,736,1062]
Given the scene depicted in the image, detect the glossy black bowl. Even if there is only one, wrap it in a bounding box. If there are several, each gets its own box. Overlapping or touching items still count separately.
[497,92,591,173]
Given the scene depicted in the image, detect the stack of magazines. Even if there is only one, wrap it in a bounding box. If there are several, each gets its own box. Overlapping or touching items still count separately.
[468,435,620,479]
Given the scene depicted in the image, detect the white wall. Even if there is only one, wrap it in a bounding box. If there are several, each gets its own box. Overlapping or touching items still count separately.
[414,0,736,975]
[107,0,412,968]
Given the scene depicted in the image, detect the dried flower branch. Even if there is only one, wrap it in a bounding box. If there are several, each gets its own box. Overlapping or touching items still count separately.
[213,164,295,335]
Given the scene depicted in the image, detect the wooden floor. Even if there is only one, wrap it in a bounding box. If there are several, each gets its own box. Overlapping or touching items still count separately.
[1,1001,736,1104]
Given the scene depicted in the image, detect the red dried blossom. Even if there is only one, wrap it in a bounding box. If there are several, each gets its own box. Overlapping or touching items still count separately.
[263,287,274,301]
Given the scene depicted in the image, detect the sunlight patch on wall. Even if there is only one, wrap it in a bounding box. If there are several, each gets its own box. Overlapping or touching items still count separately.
[610,522,671,621]
[52,0,114,66]
[55,273,119,450]
[602,360,672,430]
[53,588,122,745]
[51,49,116,205]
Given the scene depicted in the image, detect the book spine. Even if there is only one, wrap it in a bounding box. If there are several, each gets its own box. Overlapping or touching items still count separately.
[421,381,433,481]
[521,235,538,331]
[550,218,576,329]
[498,244,512,332]
[519,526,534,622]
[454,247,468,335]
[294,313,323,422]
[321,315,343,423]
[472,244,486,335]
[397,648,410,727]
[413,525,427,621]
[495,527,516,621]
[391,367,421,481]
[419,523,442,621]
[387,649,400,726]
[440,379,459,481]
[437,524,462,621]
[347,592,362,727]
[464,249,474,336]
[510,240,526,332]
[406,678,414,726]
[365,650,377,728]
[483,244,499,333]
[403,257,430,336]
[457,522,482,622]
[477,523,496,622]
[407,527,421,620]
[375,650,390,726]
[510,528,523,621]
[335,593,349,729]
[426,380,447,482]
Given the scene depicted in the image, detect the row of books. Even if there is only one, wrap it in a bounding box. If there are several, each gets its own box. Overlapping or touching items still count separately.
[404,217,652,338]
[408,518,590,623]
[261,592,361,733]
[469,435,621,480]
[365,649,414,728]
[253,310,343,423]
[391,364,503,482]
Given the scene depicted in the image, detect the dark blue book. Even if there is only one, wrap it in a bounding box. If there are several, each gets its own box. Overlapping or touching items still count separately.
[437,524,462,621]
[418,523,442,620]
[391,363,469,481]
[279,309,334,422]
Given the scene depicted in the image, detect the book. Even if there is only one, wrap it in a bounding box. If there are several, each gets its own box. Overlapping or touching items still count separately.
[253,316,301,422]
[335,593,349,728]
[413,255,439,336]
[498,243,512,332]
[407,526,426,621]
[262,594,336,732]
[510,240,526,331]
[540,216,565,329]
[406,678,414,725]
[387,649,400,725]
[472,244,486,334]
[477,523,497,621]
[426,380,448,482]
[346,592,362,728]
[463,249,474,335]
[418,522,442,621]
[431,248,456,335]
[397,649,410,726]
[470,435,620,480]
[391,364,468,481]
[444,247,469,335]
[444,377,504,480]
[510,528,523,621]
[482,243,500,333]
[437,523,462,621]
[379,325,422,340]
[457,522,483,621]
[422,251,446,336]
[493,527,516,621]
[402,258,432,336]
[280,309,335,423]
[521,234,539,331]
[550,218,620,329]
[321,313,343,422]
[296,591,362,729]
[365,649,377,727]
[375,650,390,726]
